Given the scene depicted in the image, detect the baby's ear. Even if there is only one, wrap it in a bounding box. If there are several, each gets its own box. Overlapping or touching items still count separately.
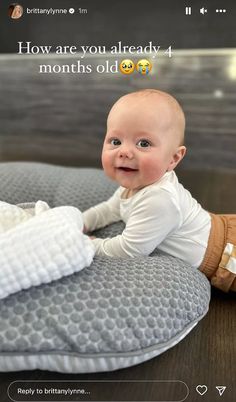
[167,146,186,171]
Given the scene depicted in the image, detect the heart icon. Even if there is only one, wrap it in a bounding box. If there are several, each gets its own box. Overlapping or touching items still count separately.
[196,385,208,395]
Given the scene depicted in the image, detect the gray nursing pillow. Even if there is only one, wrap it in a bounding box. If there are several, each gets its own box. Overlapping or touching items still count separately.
[0,162,210,373]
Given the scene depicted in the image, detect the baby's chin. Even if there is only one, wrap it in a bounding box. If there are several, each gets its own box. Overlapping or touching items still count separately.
[104,167,161,189]
[114,177,146,191]
[111,176,138,189]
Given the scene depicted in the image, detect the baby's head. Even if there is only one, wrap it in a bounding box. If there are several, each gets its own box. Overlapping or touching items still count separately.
[102,89,186,192]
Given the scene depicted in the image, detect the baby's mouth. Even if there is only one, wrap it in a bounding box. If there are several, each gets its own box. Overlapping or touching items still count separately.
[117,167,138,172]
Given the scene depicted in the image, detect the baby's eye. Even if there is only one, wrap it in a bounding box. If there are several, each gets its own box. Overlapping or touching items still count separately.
[110,138,121,146]
[137,139,151,148]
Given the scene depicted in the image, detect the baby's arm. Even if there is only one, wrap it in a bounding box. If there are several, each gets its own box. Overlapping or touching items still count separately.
[82,187,122,233]
[92,189,181,258]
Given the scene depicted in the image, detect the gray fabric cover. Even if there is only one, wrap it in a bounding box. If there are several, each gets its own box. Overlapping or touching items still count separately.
[0,162,211,372]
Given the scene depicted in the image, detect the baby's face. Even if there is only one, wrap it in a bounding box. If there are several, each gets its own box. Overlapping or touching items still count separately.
[102,93,185,192]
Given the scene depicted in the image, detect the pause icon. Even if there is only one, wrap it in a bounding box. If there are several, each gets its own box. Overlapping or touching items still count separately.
[185,7,192,15]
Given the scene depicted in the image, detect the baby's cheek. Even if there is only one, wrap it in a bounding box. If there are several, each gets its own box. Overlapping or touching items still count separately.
[141,159,163,182]
[101,151,108,168]
[142,158,157,175]
[102,152,113,174]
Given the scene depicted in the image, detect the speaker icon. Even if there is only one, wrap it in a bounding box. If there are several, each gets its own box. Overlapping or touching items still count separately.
[200,7,207,14]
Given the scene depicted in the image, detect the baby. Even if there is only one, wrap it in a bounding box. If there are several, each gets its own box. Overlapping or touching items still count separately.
[83,89,236,292]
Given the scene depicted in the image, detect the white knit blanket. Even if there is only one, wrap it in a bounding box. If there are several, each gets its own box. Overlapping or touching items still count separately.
[0,201,95,300]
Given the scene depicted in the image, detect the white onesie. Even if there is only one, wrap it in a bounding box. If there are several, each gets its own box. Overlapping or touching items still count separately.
[82,171,211,268]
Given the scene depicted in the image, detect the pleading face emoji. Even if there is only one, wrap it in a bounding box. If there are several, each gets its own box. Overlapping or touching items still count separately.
[136,59,152,75]
[119,59,135,75]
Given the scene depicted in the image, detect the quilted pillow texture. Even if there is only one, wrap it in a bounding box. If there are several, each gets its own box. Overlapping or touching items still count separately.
[0,162,211,373]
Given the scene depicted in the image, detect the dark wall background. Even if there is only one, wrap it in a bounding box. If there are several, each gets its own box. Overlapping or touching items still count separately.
[0,0,235,53]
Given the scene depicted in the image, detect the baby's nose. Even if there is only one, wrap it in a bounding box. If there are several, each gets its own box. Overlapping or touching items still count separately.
[118,146,134,159]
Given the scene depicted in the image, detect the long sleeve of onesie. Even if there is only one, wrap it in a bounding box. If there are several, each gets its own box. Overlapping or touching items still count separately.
[83,187,181,258]
[82,188,122,232]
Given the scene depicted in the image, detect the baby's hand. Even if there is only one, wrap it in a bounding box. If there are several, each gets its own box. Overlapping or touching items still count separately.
[83,225,95,239]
